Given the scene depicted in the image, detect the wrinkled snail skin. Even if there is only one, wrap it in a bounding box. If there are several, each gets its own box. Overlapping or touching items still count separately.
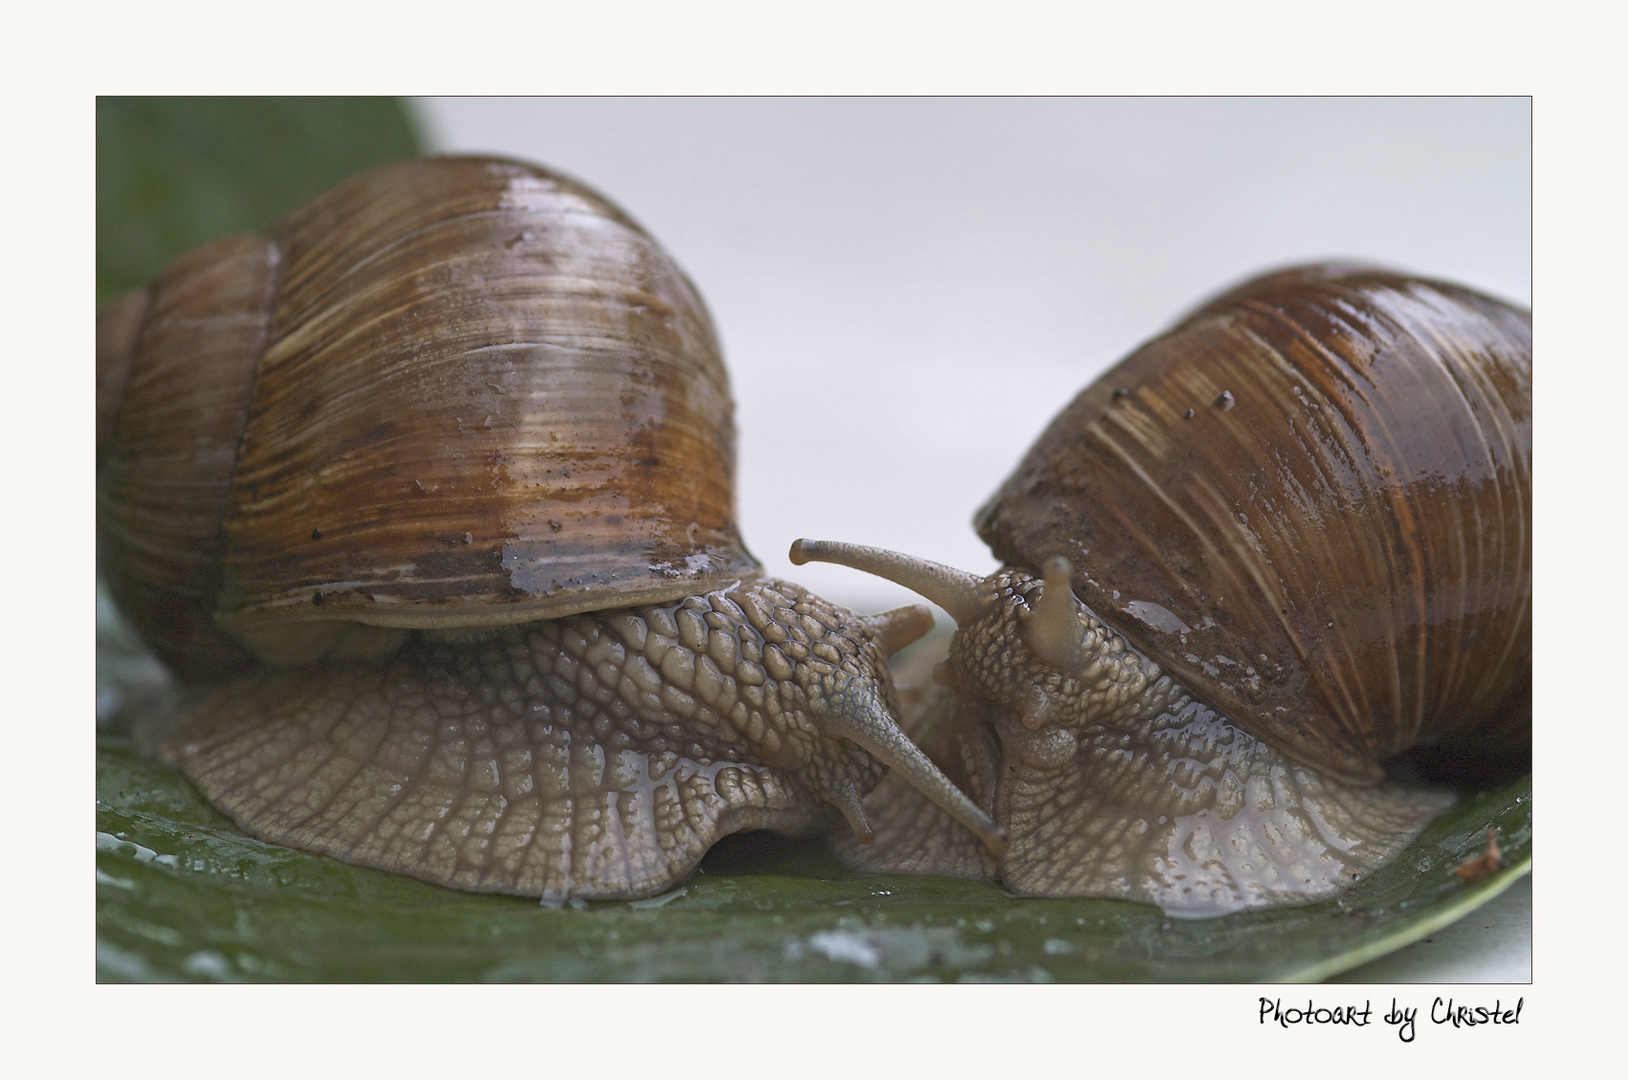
[100,156,1004,900]
[141,579,927,900]
[796,265,1532,916]
[829,568,1455,914]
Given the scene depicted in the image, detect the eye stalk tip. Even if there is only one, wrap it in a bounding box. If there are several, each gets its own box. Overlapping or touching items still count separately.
[1028,554,1090,672]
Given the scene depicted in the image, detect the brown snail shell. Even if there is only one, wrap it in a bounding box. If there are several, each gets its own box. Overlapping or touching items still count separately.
[97,156,1006,900]
[793,264,1531,913]
[98,156,758,676]
[976,263,1532,783]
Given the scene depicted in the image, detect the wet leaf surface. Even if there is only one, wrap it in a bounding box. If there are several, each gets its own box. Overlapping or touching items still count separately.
[96,736,1529,983]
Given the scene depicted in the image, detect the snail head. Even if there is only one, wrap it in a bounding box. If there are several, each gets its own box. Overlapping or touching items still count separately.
[790,541,1155,738]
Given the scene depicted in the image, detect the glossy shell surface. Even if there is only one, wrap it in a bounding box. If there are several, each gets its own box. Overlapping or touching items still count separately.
[976,265,1532,783]
[98,157,760,671]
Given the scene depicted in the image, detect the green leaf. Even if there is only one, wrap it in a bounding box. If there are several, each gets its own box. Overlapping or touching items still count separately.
[95,734,1529,983]
[96,97,423,306]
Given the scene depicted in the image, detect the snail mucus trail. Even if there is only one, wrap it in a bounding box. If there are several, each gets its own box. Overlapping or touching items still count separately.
[794,264,1531,916]
[98,155,1007,903]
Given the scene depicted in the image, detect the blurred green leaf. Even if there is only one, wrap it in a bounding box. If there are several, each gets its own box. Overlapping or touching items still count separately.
[96,97,423,305]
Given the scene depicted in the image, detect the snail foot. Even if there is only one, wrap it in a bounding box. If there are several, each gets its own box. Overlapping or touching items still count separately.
[149,634,825,901]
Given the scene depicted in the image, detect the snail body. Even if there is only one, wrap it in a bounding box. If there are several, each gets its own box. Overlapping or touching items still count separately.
[158,578,930,899]
[795,264,1531,915]
[98,156,1004,900]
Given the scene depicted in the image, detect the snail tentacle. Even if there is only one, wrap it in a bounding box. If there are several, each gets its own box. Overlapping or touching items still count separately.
[813,676,1010,857]
[856,603,936,657]
[829,779,876,844]
[1025,556,1091,673]
[789,539,983,625]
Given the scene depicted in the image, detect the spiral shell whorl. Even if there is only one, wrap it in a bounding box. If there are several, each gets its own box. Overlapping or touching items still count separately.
[96,234,282,677]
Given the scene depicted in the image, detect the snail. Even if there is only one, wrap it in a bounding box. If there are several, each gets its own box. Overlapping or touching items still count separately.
[97,155,1009,902]
[795,263,1531,915]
